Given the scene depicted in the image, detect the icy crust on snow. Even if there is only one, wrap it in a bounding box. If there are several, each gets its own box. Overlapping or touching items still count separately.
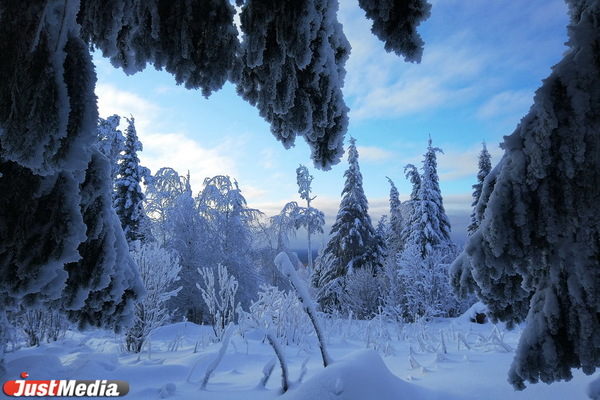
[281,349,419,400]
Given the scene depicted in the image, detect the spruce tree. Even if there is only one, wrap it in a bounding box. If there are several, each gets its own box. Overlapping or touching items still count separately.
[314,137,380,311]
[113,116,149,244]
[404,138,452,257]
[96,115,124,183]
[452,0,600,389]
[386,177,405,258]
[467,142,492,235]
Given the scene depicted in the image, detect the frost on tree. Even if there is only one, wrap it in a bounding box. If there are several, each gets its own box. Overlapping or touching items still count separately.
[0,0,144,367]
[113,116,150,243]
[61,150,144,331]
[96,114,124,183]
[198,175,263,309]
[467,142,492,236]
[403,138,451,257]
[357,0,432,62]
[451,0,600,389]
[386,177,405,258]
[237,0,351,169]
[314,137,381,311]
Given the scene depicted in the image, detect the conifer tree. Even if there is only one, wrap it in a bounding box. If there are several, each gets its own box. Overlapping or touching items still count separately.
[467,142,492,235]
[113,116,150,244]
[96,115,124,183]
[403,138,452,257]
[386,177,405,258]
[452,0,600,389]
[314,137,380,311]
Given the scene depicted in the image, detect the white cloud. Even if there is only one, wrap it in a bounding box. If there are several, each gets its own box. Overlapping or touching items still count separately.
[476,90,533,120]
[95,82,241,193]
[437,143,503,182]
[356,146,394,163]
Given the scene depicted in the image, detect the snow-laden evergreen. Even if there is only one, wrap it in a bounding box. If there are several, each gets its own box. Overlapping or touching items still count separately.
[386,177,405,258]
[467,142,492,236]
[403,138,452,257]
[0,3,144,375]
[451,0,600,389]
[61,150,145,331]
[96,114,124,183]
[357,0,431,62]
[113,116,150,244]
[237,0,351,169]
[313,137,382,312]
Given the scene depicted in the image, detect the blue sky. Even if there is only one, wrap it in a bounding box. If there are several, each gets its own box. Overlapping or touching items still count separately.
[94,0,569,245]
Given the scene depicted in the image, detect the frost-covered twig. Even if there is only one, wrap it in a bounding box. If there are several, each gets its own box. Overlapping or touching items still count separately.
[275,252,332,367]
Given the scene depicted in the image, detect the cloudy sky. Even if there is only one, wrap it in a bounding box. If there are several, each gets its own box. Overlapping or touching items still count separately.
[94,0,570,245]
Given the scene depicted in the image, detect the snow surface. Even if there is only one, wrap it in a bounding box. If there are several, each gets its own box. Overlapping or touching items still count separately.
[2,317,596,399]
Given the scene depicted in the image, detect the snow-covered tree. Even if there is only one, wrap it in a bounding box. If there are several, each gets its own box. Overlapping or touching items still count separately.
[166,172,207,323]
[357,0,431,62]
[451,0,600,390]
[398,245,461,321]
[296,164,325,270]
[125,241,181,353]
[113,116,150,244]
[0,4,146,374]
[197,264,239,340]
[386,177,405,258]
[403,138,452,257]
[96,114,124,183]
[198,175,263,308]
[61,150,145,331]
[467,142,492,236]
[313,137,381,311]
[144,167,187,246]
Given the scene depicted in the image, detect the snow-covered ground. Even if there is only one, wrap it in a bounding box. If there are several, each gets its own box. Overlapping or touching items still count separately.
[3,311,596,399]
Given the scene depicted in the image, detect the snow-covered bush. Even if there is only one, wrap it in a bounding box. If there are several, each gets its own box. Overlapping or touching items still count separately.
[197,264,239,340]
[125,242,181,353]
[342,267,382,320]
[239,285,310,346]
[398,245,462,321]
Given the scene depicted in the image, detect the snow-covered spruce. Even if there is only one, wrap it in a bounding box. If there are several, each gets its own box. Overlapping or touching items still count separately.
[452,0,600,390]
[467,142,492,236]
[313,137,383,312]
[113,116,151,244]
